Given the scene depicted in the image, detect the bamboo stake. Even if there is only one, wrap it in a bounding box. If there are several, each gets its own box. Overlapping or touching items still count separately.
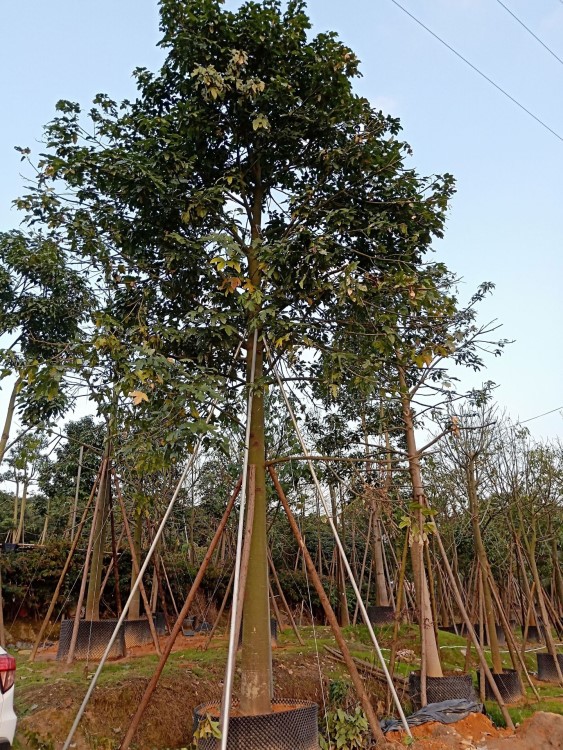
[67,462,107,664]
[30,464,103,661]
[381,525,396,610]
[109,503,122,617]
[113,473,160,655]
[270,467,386,744]
[160,555,180,619]
[221,466,257,722]
[202,567,235,650]
[432,526,515,729]
[119,477,241,750]
[418,533,427,708]
[99,527,125,601]
[352,507,373,624]
[267,551,304,646]
[478,569,486,703]
[269,580,282,631]
[485,566,537,700]
[388,530,409,683]
[69,445,84,540]
[521,582,536,657]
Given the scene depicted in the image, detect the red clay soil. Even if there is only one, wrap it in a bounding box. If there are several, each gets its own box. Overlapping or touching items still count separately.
[385,712,512,749]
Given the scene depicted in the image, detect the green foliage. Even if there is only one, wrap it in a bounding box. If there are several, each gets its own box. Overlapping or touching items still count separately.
[0,230,92,426]
[15,0,458,468]
[319,706,370,750]
[191,714,221,749]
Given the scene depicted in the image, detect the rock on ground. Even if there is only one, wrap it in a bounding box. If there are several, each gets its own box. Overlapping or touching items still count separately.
[486,712,563,750]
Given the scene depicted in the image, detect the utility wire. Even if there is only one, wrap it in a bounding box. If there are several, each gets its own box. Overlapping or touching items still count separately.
[389,0,563,143]
[519,405,563,424]
[495,0,563,68]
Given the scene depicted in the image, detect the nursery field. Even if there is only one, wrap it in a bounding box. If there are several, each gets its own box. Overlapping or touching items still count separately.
[8,624,563,750]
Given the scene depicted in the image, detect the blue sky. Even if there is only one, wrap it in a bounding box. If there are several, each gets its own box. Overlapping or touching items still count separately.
[1,0,562,437]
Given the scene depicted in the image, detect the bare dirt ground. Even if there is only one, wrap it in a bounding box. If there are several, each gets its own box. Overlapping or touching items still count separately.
[10,623,563,749]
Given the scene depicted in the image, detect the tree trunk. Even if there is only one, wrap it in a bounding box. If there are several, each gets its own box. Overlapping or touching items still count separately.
[10,477,19,543]
[14,479,28,544]
[0,379,20,465]
[240,329,272,715]
[372,512,389,607]
[466,458,503,674]
[330,485,350,626]
[39,498,50,545]
[552,535,563,617]
[398,366,443,678]
[525,526,563,683]
[128,513,143,620]
[85,453,110,621]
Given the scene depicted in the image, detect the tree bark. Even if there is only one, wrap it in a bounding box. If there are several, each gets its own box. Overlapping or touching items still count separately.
[466,457,503,674]
[0,379,20,465]
[372,513,389,607]
[330,485,350,626]
[14,479,28,544]
[128,513,143,620]
[240,329,272,714]
[398,365,443,678]
[85,450,110,621]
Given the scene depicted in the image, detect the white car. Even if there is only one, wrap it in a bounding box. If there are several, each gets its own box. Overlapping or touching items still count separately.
[0,648,16,749]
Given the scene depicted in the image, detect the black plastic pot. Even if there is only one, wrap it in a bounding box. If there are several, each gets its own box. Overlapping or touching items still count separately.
[478,669,522,702]
[154,612,167,635]
[56,618,125,661]
[473,623,506,647]
[408,672,477,711]
[194,700,318,749]
[521,624,543,643]
[123,618,153,647]
[439,623,466,635]
[366,605,395,625]
[537,652,563,682]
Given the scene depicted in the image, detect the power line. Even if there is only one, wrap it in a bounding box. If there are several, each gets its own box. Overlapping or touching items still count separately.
[519,405,563,425]
[389,0,563,143]
[495,0,563,68]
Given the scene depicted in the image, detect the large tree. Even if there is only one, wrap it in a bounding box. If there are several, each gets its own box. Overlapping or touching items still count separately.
[18,0,456,715]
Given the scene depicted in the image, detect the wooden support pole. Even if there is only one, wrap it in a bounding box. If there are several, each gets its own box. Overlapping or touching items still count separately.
[230,466,256,653]
[119,476,241,750]
[109,502,122,617]
[113,473,161,655]
[352,508,373,625]
[269,580,283,629]
[69,445,84,541]
[203,567,235,651]
[267,551,304,646]
[99,527,125,601]
[160,555,180,619]
[521,582,536,657]
[388,530,409,681]
[432,525,515,730]
[478,568,486,703]
[67,461,108,664]
[485,566,538,700]
[269,466,385,744]
[30,463,103,661]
